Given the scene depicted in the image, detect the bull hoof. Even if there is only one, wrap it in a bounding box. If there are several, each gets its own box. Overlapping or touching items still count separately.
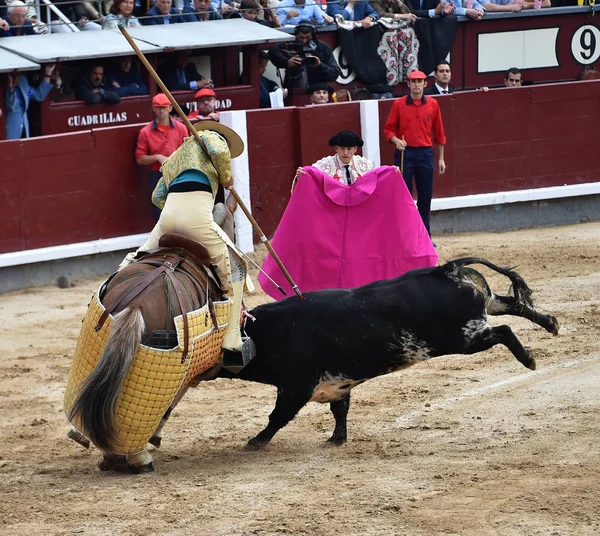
[244,439,267,451]
[327,436,347,446]
[129,462,154,474]
[527,358,537,371]
[550,316,560,336]
[148,436,162,448]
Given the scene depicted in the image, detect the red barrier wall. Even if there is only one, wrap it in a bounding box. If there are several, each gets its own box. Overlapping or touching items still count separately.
[1,80,599,255]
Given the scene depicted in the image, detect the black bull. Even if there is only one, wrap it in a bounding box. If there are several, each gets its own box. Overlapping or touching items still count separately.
[215,257,559,450]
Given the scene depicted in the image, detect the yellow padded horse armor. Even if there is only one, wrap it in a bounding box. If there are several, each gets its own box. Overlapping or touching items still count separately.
[64,288,230,454]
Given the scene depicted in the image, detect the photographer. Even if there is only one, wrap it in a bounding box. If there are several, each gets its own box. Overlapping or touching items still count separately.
[268,21,341,90]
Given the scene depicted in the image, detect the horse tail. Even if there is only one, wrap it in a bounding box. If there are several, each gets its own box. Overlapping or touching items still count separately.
[69,307,145,453]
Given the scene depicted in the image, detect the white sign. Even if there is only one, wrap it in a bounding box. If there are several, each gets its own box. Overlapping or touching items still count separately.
[571,25,600,66]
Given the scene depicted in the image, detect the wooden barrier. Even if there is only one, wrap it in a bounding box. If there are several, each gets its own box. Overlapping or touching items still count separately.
[1,80,599,255]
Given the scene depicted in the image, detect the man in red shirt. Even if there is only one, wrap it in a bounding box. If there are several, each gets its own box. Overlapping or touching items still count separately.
[136,93,188,220]
[188,88,220,123]
[383,70,446,237]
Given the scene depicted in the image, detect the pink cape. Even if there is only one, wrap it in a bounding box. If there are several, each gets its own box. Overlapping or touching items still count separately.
[258,166,438,299]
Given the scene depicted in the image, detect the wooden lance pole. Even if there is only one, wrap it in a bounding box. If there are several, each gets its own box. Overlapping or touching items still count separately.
[117,24,304,299]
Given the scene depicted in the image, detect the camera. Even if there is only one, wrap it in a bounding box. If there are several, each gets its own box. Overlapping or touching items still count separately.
[281,41,319,67]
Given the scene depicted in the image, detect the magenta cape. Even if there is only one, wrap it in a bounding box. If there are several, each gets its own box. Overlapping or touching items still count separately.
[258,165,438,299]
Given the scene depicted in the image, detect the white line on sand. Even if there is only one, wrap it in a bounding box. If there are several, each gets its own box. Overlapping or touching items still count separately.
[394,357,589,428]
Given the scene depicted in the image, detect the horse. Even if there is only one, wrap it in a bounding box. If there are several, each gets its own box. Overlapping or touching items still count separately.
[66,200,242,473]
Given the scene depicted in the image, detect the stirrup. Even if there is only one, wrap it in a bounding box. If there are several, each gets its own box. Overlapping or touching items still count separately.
[222,337,256,374]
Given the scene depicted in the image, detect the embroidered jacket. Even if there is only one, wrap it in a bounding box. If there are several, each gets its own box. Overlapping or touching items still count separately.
[312,154,375,185]
[152,131,231,209]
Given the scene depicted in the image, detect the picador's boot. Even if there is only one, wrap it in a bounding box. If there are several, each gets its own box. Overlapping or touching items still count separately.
[222,280,256,373]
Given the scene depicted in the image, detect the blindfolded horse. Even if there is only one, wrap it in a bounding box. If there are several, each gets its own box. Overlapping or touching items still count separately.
[66,201,243,473]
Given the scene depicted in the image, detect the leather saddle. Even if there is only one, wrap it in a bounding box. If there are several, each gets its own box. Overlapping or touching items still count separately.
[97,234,225,359]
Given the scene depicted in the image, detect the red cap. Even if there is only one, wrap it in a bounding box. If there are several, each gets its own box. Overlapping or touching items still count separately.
[194,88,216,99]
[407,70,427,80]
[151,93,171,107]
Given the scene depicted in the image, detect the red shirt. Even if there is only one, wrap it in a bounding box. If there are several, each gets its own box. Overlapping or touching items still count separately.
[383,94,447,148]
[135,118,188,171]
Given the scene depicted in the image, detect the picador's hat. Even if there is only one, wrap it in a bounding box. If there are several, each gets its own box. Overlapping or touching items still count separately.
[328,130,364,148]
[195,121,245,159]
[306,83,334,95]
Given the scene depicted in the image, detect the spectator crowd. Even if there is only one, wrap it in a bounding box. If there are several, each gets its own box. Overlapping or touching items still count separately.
[0,0,587,140]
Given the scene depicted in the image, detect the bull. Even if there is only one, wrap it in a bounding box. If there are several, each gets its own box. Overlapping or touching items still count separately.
[215,257,559,449]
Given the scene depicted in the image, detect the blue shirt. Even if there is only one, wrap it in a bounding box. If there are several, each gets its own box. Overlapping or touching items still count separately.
[276,0,325,26]
[450,0,486,15]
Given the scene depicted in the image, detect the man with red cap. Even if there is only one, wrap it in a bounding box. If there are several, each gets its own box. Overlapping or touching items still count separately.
[383,69,446,238]
[135,93,188,220]
[188,88,220,123]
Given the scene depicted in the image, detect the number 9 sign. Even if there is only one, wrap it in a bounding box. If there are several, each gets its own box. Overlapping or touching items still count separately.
[571,25,600,65]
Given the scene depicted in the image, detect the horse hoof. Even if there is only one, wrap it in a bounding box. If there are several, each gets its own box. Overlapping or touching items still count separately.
[148,436,162,448]
[326,436,347,446]
[130,463,154,474]
[98,454,127,472]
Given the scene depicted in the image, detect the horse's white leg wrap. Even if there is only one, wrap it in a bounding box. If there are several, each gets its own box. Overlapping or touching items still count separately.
[127,449,153,468]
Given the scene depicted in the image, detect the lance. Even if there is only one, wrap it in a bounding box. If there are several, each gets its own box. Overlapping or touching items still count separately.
[117,24,303,299]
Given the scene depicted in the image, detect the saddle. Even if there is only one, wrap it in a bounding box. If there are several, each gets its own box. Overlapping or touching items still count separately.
[97,234,225,360]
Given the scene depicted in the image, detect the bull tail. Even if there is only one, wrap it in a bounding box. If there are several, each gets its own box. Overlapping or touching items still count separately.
[438,257,533,308]
[69,307,145,453]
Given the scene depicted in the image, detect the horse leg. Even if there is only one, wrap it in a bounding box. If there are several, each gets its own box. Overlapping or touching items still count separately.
[127,449,154,473]
[98,453,128,472]
[246,388,312,451]
[67,426,90,449]
[328,393,351,445]
[149,382,194,448]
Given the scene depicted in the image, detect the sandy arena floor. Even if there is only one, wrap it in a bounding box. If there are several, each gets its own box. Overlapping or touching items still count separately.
[1,222,599,536]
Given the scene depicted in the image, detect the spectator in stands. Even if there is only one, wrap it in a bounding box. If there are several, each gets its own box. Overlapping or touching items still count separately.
[142,0,185,24]
[182,0,222,20]
[158,50,214,91]
[451,0,485,19]
[306,82,333,105]
[403,0,454,18]
[370,0,417,22]
[23,0,48,34]
[327,0,380,26]
[135,93,188,220]
[0,1,35,36]
[425,60,454,94]
[276,0,332,26]
[3,64,58,139]
[45,1,103,32]
[188,88,220,122]
[107,56,148,97]
[236,0,271,24]
[257,0,280,27]
[481,0,550,10]
[72,63,121,105]
[103,0,142,28]
[505,67,522,87]
[269,21,341,90]
[259,49,286,108]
